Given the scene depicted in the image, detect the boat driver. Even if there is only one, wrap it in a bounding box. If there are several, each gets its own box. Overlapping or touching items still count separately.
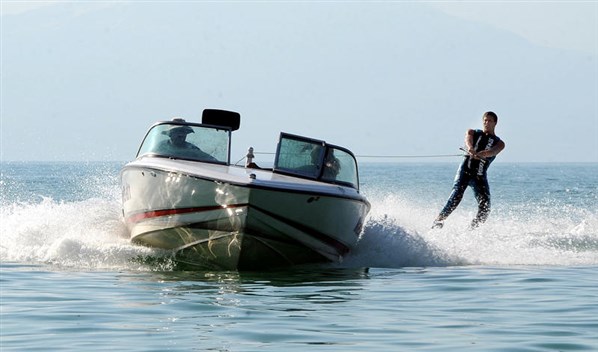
[159,125,217,162]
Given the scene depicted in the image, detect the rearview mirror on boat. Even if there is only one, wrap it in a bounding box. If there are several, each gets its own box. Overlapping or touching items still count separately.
[202,109,240,131]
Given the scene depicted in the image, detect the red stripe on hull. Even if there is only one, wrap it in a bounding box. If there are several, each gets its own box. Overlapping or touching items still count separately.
[126,203,248,224]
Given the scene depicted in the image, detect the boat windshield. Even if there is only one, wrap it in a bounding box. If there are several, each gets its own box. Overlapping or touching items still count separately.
[274,133,360,189]
[136,122,230,164]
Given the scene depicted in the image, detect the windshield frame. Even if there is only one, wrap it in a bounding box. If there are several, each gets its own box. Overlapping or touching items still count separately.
[135,121,232,165]
[273,132,361,190]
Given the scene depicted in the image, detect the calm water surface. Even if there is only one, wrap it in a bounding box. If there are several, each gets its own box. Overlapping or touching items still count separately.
[1,162,597,351]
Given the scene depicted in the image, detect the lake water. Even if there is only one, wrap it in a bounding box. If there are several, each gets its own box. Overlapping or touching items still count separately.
[1,161,597,351]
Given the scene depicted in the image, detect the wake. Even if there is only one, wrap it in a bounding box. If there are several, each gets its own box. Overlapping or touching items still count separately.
[1,195,597,271]
[0,198,174,271]
[343,196,598,268]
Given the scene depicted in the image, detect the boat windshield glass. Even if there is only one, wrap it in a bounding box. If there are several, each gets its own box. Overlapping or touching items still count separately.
[136,123,230,164]
[274,134,359,189]
[321,147,359,188]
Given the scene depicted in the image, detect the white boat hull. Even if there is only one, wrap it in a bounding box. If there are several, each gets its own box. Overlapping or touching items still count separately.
[121,158,370,270]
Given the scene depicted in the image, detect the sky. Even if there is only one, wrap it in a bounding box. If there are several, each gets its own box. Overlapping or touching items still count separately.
[1,1,597,163]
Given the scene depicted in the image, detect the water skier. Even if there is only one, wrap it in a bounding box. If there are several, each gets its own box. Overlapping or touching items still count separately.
[432,111,506,229]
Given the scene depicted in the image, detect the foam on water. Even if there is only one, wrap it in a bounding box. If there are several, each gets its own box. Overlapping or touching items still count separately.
[343,194,598,268]
[2,191,596,270]
[0,197,174,271]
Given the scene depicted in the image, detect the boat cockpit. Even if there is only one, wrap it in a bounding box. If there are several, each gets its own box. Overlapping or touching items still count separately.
[135,110,361,190]
[136,119,231,164]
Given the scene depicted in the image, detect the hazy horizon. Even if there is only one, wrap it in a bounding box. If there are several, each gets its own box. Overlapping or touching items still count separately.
[1,1,597,163]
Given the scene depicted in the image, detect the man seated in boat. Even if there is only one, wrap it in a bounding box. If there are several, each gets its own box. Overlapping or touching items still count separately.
[322,150,341,180]
[297,147,340,180]
[158,125,217,162]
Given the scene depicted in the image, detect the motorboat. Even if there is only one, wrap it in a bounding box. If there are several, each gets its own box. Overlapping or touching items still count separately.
[120,109,370,270]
